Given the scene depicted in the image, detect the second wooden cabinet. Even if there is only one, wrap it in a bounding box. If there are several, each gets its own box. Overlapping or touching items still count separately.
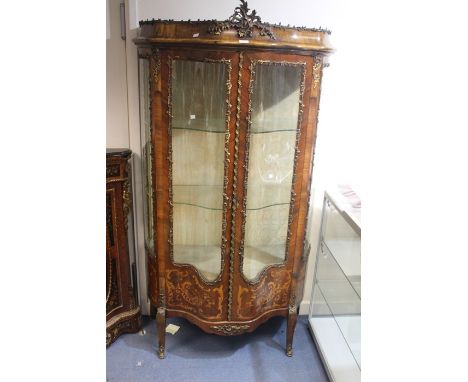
[135,1,333,359]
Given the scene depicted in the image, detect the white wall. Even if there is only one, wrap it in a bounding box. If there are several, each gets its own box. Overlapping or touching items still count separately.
[107,0,362,314]
[107,0,130,148]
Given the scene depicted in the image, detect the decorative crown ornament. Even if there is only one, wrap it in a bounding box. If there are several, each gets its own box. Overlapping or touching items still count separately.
[208,0,276,39]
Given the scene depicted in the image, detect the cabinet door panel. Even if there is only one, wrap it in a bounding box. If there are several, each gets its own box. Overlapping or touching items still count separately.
[242,60,305,281]
[231,52,315,321]
[155,49,239,321]
[170,58,228,282]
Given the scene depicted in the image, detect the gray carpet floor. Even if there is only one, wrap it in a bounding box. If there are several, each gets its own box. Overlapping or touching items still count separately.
[106,315,329,382]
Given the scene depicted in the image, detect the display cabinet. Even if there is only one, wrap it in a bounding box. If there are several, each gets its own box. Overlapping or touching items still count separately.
[135,1,333,358]
[106,149,141,346]
[309,187,361,382]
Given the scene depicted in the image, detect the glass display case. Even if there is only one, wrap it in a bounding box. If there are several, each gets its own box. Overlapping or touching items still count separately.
[135,0,334,358]
[309,187,361,382]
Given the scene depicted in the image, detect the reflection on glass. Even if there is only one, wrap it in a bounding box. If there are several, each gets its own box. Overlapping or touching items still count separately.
[171,59,228,281]
[242,63,303,280]
[139,58,153,251]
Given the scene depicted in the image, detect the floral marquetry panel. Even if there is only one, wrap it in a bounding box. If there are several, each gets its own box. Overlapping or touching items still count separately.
[166,270,224,319]
[236,267,291,320]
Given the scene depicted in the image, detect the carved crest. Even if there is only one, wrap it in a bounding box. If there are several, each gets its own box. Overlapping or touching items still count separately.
[208,0,275,39]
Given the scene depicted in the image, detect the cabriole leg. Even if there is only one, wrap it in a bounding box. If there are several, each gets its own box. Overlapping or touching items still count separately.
[286,305,298,357]
[156,307,166,359]
[149,304,156,318]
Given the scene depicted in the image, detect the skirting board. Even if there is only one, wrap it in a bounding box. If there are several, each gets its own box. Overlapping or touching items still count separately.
[299,300,310,315]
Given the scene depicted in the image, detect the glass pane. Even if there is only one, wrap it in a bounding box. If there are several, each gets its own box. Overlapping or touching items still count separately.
[138,58,153,251]
[310,195,361,373]
[323,201,361,296]
[312,242,361,368]
[171,59,228,282]
[316,243,360,315]
[242,62,303,280]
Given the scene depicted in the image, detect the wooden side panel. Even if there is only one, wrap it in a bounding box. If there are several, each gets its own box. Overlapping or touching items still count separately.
[106,153,141,346]
[290,55,324,307]
[106,187,123,315]
[146,250,158,307]
[106,156,131,318]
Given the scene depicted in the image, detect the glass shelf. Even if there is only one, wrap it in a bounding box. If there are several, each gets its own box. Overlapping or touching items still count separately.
[173,185,224,211]
[251,128,297,134]
[171,123,297,135]
[246,183,291,210]
[247,202,290,210]
[172,119,225,133]
[172,184,292,211]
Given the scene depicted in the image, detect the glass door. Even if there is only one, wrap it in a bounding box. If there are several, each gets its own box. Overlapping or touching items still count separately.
[230,52,315,321]
[240,56,308,282]
[167,53,235,283]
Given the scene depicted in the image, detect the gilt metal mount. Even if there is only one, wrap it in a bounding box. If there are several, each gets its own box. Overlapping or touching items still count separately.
[212,324,250,335]
[208,0,275,39]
